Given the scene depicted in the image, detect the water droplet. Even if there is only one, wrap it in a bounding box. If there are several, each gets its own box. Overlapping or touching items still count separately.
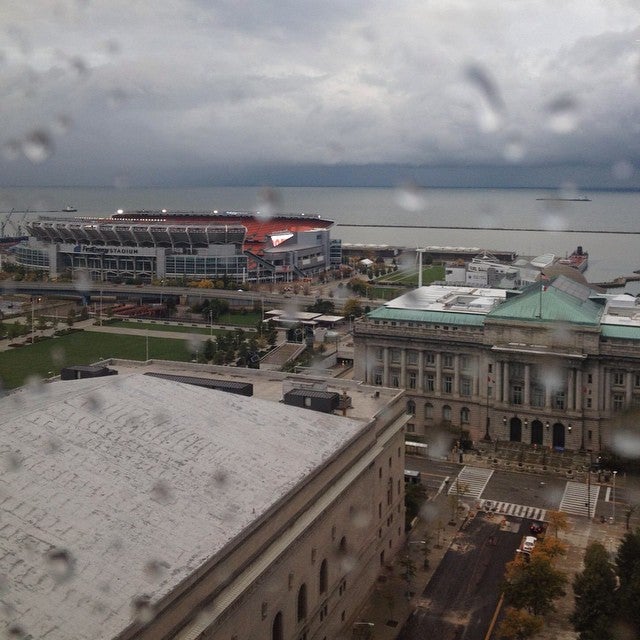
[612,160,634,181]
[503,134,525,162]
[151,480,173,505]
[45,547,75,582]
[349,507,371,529]
[108,88,128,109]
[464,63,505,133]
[395,182,427,212]
[51,346,66,367]
[612,430,640,458]
[131,594,155,624]
[85,393,103,412]
[25,375,45,395]
[3,451,23,472]
[546,94,578,134]
[73,268,91,294]
[44,436,62,454]
[102,39,121,56]
[6,624,28,639]
[22,130,54,163]
[211,468,228,487]
[256,187,282,220]
[143,559,170,582]
[52,114,72,135]
[68,56,89,78]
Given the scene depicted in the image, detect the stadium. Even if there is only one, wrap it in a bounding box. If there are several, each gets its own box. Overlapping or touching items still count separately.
[13,210,338,283]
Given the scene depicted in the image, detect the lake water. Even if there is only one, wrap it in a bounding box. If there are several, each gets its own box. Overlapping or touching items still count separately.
[1,185,639,289]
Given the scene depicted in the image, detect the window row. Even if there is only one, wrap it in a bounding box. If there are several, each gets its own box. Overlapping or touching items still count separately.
[408,400,469,424]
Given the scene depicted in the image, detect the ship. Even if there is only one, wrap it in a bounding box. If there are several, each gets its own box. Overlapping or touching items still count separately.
[558,246,588,272]
[62,205,78,212]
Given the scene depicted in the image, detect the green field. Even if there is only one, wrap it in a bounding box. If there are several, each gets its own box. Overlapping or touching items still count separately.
[0,331,198,390]
[376,264,445,287]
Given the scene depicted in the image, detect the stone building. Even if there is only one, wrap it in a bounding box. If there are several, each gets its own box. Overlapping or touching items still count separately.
[353,275,640,453]
[0,366,407,640]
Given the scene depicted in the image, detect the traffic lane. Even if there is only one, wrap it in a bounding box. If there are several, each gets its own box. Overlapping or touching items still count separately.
[398,514,525,640]
[405,457,460,498]
[481,470,567,510]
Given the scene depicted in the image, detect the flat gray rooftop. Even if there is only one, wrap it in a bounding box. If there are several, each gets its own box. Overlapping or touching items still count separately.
[0,371,379,640]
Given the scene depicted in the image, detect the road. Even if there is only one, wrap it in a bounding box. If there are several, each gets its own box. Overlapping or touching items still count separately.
[399,513,528,640]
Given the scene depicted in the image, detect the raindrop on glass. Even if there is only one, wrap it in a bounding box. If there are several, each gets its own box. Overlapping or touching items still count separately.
[131,595,155,624]
[45,547,75,583]
[151,480,173,505]
[464,63,504,133]
[256,187,282,220]
[3,451,23,472]
[395,182,427,212]
[211,468,228,487]
[108,88,128,109]
[68,56,89,78]
[22,130,54,163]
[503,134,525,162]
[612,160,634,181]
[545,95,578,134]
[72,268,91,294]
[52,114,72,136]
[143,559,170,582]
[6,624,28,640]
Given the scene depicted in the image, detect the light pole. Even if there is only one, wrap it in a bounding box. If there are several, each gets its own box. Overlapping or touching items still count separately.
[209,310,213,337]
[612,470,618,523]
[145,330,149,361]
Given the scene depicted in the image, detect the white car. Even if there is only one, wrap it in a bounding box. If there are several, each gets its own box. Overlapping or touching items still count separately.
[522,536,537,554]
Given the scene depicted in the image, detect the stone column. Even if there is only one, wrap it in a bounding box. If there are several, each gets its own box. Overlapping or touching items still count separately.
[568,368,575,412]
[400,349,407,388]
[626,370,633,406]
[435,353,442,393]
[502,362,510,405]
[604,369,610,412]
[383,347,390,387]
[524,364,531,406]
[454,354,460,396]
[495,361,502,403]
[418,351,424,391]
[575,369,583,410]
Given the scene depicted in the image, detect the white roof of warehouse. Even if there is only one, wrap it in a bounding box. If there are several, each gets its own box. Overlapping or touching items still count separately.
[0,374,364,640]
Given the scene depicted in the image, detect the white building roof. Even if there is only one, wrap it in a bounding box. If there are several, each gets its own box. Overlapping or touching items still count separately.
[0,374,365,640]
[384,284,508,313]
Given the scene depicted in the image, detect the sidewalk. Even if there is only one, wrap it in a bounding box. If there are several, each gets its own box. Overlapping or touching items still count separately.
[352,493,459,639]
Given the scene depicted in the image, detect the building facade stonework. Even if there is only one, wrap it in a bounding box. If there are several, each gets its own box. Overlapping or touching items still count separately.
[354,277,640,453]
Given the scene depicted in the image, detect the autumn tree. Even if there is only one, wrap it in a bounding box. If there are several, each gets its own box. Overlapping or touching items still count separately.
[546,510,570,539]
[497,607,543,640]
[571,541,617,640]
[502,553,567,616]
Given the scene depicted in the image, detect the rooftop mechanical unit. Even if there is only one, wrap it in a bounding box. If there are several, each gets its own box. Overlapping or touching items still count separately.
[143,372,253,396]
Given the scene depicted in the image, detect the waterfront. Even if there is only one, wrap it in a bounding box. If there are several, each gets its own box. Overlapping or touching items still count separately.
[1,186,640,289]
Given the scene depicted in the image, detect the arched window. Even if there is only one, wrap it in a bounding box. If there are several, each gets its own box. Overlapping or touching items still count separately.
[407,399,416,416]
[339,536,347,554]
[297,583,307,622]
[460,407,470,423]
[424,402,433,419]
[272,611,283,640]
[443,405,452,422]
[319,559,328,594]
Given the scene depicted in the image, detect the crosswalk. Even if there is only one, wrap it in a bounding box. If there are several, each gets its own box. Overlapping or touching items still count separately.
[444,466,602,522]
[477,499,546,521]
[447,466,494,498]
[560,481,601,518]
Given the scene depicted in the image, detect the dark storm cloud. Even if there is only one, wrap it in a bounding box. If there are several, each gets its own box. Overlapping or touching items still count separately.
[1,1,640,187]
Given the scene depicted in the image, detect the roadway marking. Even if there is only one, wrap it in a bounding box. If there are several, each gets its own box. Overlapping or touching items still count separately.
[478,499,547,522]
[448,466,494,498]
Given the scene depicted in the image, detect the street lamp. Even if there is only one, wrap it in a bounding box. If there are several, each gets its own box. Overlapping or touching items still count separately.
[612,470,618,523]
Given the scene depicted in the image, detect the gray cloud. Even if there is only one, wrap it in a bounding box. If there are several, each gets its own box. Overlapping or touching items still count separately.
[2,0,640,186]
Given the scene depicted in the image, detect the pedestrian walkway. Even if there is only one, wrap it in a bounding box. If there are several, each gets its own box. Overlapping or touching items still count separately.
[447,466,493,498]
[478,498,547,521]
[560,481,600,518]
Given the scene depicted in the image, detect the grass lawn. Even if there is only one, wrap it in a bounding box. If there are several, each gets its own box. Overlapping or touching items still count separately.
[0,331,198,390]
[376,264,445,286]
[219,311,262,327]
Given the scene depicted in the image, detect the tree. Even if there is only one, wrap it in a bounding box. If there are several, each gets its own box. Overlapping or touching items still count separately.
[534,537,567,561]
[203,338,216,362]
[571,542,617,640]
[546,510,570,539]
[502,553,567,616]
[615,527,640,636]
[66,308,76,327]
[497,607,544,640]
[342,297,364,318]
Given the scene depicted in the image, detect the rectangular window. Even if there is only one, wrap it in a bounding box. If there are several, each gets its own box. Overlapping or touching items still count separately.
[408,372,417,389]
[531,386,544,408]
[613,371,625,386]
[635,374,640,388]
[587,373,593,384]
[443,375,453,394]
[460,355,470,371]
[443,354,453,368]
[407,350,418,365]
[391,371,400,388]
[374,370,383,386]
[376,347,383,361]
[425,404,433,419]
[425,374,435,392]
[613,393,625,412]
[460,377,472,397]
[425,352,435,365]
[553,391,566,410]
[488,363,493,373]
[391,349,401,363]
[511,385,523,405]
[586,397,592,409]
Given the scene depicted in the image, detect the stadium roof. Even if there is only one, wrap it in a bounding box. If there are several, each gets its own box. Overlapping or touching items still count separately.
[0,373,364,640]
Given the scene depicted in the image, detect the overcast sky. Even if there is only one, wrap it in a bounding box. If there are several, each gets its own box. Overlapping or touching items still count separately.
[2,0,640,188]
